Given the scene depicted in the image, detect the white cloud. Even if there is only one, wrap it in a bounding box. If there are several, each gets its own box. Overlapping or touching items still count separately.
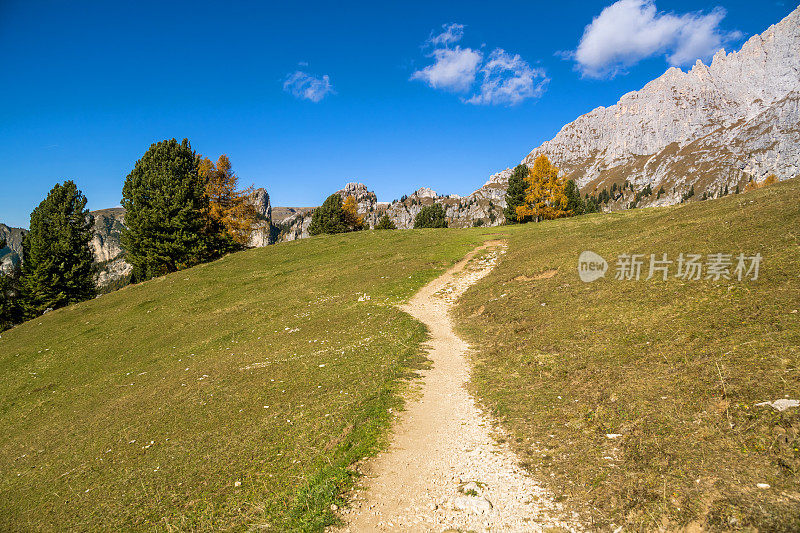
[572,0,742,78]
[283,70,335,102]
[465,49,549,106]
[411,24,547,105]
[410,46,483,92]
[426,23,465,48]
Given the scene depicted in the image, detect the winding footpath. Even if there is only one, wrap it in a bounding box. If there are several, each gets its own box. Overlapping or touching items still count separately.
[335,241,579,532]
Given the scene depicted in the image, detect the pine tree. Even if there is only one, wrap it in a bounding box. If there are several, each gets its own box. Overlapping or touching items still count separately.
[198,154,259,248]
[564,180,585,216]
[121,139,212,282]
[516,155,570,222]
[309,194,348,235]
[503,164,529,224]
[414,203,448,228]
[375,214,396,230]
[22,181,95,315]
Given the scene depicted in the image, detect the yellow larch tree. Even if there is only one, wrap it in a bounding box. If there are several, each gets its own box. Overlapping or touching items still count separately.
[342,195,364,230]
[515,154,571,222]
[198,154,259,246]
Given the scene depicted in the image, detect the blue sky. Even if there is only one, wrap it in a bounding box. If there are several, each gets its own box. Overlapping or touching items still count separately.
[0,0,795,228]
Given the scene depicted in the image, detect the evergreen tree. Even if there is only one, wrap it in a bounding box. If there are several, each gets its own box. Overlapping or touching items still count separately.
[22,181,95,315]
[309,194,348,235]
[584,195,600,213]
[121,139,212,282]
[414,203,448,228]
[564,180,585,215]
[503,164,529,223]
[375,214,397,230]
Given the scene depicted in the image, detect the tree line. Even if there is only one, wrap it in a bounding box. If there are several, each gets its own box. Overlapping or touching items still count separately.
[308,193,447,235]
[0,138,260,332]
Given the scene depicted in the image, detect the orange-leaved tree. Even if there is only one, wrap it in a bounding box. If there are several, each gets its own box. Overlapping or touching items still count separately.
[342,195,364,230]
[515,154,571,222]
[198,154,259,246]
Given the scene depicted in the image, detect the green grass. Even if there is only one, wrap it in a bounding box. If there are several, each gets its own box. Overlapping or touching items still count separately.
[455,178,800,531]
[0,229,491,531]
[4,180,799,532]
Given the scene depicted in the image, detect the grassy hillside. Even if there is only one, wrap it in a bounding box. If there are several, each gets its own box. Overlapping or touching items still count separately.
[455,178,800,531]
[0,229,488,531]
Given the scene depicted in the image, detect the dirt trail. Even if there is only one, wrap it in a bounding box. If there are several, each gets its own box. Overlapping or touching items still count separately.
[336,241,578,532]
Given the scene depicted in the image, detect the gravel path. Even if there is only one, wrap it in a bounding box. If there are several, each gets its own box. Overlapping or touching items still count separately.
[335,241,580,532]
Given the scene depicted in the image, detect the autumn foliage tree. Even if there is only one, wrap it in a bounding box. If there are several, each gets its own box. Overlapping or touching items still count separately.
[516,155,571,222]
[341,195,364,231]
[198,154,259,247]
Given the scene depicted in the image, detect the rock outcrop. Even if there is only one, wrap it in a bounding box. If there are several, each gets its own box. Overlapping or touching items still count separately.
[513,6,800,205]
[89,208,132,287]
[0,224,26,271]
[246,188,273,247]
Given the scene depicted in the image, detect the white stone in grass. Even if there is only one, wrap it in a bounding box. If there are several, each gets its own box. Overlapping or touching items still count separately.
[755,399,799,411]
[757,483,770,489]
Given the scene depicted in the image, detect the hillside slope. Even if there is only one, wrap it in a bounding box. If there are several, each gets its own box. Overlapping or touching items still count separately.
[0,229,486,531]
[456,177,800,530]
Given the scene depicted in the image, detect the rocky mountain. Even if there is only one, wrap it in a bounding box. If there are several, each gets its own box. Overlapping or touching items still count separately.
[0,224,27,271]
[276,180,507,242]
[511,6,800,207]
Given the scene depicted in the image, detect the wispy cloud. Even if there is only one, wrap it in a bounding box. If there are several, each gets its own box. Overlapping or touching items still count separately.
[426,22,466,48]
[569,0,743,78]
[411,24,545,106]
[283,70,335,102]
[466,49,549,106]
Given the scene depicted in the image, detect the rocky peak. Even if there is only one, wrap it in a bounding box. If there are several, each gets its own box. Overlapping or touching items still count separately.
[513,6,800,203]
[336,182,376,204]
[248,188,271,220]
[412,187,437,199]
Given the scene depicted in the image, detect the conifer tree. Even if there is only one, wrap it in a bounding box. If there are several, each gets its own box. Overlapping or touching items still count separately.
[121,139,212,282]
[516,155,570,222]
[309,194,348,235]
[564,179,585,215]
[414,203,448,228]
[22,181,95,315]
[375,214,397,230]
[503,164,529,223]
